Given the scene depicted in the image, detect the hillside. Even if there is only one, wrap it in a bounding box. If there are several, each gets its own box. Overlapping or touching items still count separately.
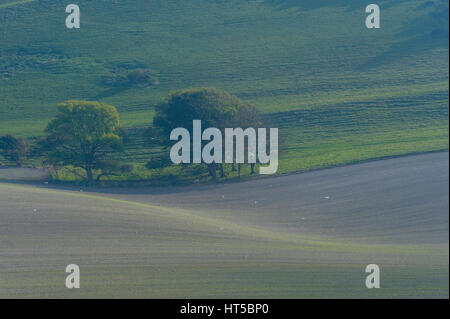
[0,0,448,176]
[0,153,448,298]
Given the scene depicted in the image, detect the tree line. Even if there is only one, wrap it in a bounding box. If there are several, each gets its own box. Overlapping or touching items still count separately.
[0,88,266,183]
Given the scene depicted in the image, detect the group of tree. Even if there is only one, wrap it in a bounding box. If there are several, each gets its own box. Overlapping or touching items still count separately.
[145,88,263,179]
[0,88,265,183]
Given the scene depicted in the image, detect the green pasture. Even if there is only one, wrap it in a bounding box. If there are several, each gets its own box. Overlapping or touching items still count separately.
[0,0,448,180]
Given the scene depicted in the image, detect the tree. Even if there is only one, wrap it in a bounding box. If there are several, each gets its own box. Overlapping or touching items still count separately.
[39,101,123,183]
[146,88,262,180]
[0,135,29,166]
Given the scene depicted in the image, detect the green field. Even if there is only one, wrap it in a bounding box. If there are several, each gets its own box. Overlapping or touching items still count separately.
[0,1,448,299]
[0,0,448,179]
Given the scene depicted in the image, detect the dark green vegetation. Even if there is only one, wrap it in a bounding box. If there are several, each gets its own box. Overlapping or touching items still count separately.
[0,0,448,182]
[0,153,448,298]
[148,88,262,179]
[0,134,29,166]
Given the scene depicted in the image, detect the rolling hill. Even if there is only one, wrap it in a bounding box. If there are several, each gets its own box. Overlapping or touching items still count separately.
[0,1,448,299]
[0,153,448,298]
[0,0,448,177]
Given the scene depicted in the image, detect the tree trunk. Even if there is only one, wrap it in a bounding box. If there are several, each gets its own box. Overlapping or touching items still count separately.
[238,163,241,178]
[86,167,94,183]
[251,163,256,175]
[208,163,217,180]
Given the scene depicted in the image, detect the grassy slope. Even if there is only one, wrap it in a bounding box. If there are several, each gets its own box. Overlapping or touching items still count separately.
[0,0,448,177]
[0,182,448,298]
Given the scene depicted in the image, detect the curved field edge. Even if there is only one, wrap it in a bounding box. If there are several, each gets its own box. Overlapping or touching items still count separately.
[0,182,447,257]
[0,182,448,298]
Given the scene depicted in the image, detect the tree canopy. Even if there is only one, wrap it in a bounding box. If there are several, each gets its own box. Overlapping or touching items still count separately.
[150,88,260,140]
[38,100,124,182]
